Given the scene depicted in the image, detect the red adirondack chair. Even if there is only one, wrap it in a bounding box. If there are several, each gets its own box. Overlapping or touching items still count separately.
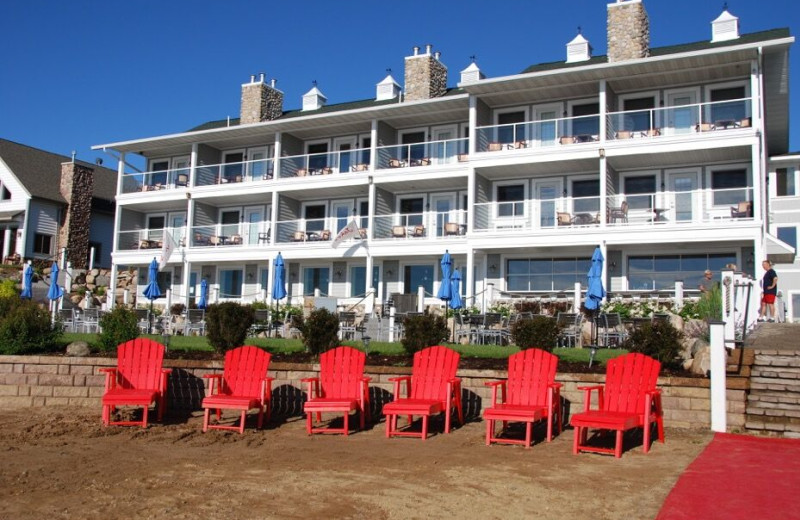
[202,346,273,434]
[383,345,463,440]
[483,348,562,448]
[570,352,665,458]
[302,346,371,435]
[100,338,171,428]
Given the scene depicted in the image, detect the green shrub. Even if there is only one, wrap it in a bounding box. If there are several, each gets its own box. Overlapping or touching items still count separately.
[250,300,269,310]
[98,306,140,351]
[0,297,61,355]
[300,308,339,355]
[623,320,683,368]
[510,316,559,352]
[0,279,18,299]
[401,314,448,355]
[695,284,722,321]
[206,302,255,354]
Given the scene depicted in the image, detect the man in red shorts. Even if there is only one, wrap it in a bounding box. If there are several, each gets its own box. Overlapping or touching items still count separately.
[758,260,779,322]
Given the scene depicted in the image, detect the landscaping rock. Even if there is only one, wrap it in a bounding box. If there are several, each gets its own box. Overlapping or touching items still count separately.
[66,341,90,357]
[690,346,711,376]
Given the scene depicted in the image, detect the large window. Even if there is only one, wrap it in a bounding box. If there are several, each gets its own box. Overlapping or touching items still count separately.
[304,204,325,232]
[33,233,52,255]
[400,198,424,226]
[709,85,746,123]
[622,96,656,132]
[497,184,525,217]
[711,168,748,206]
[624,175,657,210]
[572,102,600,136]
[219,269,243,298]
[401,131,426,162]
[572,179,599,213]
[350,266,380,297]
[627,253,736,291]
[506,257,592,292]
[776,167,796,197]
[497,111,526,144]
[777,227,798,254]
[303,267,329,296]
[403,264,433,295]
[307,143,328,171]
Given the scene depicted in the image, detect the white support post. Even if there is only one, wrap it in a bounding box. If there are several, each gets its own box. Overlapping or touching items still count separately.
[123,288,130,306]
[573,281,582,313]
[364,287,375,316]
[85,290,92,309]
[166,288,172,310]
[417,285,425,313]
[314,288,321,298]
[389,306,396,343]
[88,247,95,271]
[709,320,727,433]
[721,269,736,348]
[65,262,73,294]
[674,280,684,310]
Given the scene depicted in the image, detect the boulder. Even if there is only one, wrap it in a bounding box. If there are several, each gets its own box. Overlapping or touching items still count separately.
[690,346,711,376]
[90,268,100,277]
[85,274,95,284]
[95,275,110,286]
[66,341,90,357]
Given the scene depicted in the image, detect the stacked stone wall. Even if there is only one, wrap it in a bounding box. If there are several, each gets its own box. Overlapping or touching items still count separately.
[240,83,283,124]
[59,162,94,269]
[746,349,800,437]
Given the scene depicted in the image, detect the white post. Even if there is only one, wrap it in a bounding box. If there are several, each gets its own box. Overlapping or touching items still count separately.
[1,229,10,260]
[721,269,736,348]
[88,247,95,271]
[214,287,219,303]
[709,320,727,433]
[485,283,494,312]
[166,289,172,310]
[389,306,396,343]
[61,247,67,269]
[674,280,684,311]
[364,287,375,316]
[85,290,92,309]
[314,287,321,298]
[417,285,425,313]
[573,281,582,313]
[123,287,130,306]
[65,262,73,294]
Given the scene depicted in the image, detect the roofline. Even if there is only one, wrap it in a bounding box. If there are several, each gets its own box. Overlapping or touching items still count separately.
[770,154,800,162]
[92,92,469,152]
[458,35,794,89]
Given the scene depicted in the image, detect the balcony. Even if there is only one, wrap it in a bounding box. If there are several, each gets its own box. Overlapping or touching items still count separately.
[195,158,274,186]
[117,227,187,251]
[375,138,468,170]
[190,224,271,247]
[120,169,190,194]
[372,210,468,240]
[476,115,600,153]
[279,148,371,178]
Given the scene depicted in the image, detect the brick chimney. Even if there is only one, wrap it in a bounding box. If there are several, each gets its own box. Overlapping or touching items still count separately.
[607,0,650,63]
[240,73,283,124]
[59,161,93,269]
[404,45,447,102]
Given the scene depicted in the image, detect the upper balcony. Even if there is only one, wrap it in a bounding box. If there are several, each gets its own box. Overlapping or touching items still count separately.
[121,168,189,194]
[375,137,468,170]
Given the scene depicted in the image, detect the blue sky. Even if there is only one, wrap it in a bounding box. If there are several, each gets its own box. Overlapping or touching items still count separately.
[1,0,798,166]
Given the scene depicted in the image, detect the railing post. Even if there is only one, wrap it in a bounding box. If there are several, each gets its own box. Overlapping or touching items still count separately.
[417,285,425,313]
[721,269,736,348]
[709,320,727,433]
[389,306,396,343]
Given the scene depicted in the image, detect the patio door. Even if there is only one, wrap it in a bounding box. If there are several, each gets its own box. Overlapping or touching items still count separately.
[430,193,456,237]
[665,89,698,135]
[247,146,271,180]
[170,213,186,247]
[532,103,560,146]
[534,179,562,228]
[333,137,357,173]
[244,206,264,245]
[667,170,699,222]
[219,209,240,239]
[331,201,352,233]
[432,125,458,164]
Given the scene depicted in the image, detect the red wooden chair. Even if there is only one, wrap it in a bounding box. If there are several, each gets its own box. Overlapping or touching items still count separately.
[201,346,273,434]
[100,338,171,428]
[383,345,463,440]
[483,348,561,448]
[302,346,371,435]
[570,352,665,458]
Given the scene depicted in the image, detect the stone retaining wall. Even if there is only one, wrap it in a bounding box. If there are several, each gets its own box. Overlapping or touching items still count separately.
[0,355,747,430]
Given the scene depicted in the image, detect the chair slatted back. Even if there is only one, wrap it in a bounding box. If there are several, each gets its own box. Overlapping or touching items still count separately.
[505,349,558,407]
[603,353,660,414]
[318,346,366,399]
[410,346,460,401]
[220,346,271,397]
[116,338,166,390]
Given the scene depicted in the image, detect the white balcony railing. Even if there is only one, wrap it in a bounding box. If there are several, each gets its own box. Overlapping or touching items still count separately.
[189,223,271,247]
[279,148,372,178]
[375,138,468,170]
[120,169,190,194]
[117,227,187,251]
[476,115,600,152]
[195,158,275,187]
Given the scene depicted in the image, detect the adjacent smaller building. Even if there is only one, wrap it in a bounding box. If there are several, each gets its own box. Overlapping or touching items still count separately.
[0,139,116,268]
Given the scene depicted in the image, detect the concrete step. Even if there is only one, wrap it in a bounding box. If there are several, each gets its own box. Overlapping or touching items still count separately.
[745,415,800,434]
[750,377,800,393]
[751,366,800,379]
[753,353,800,369]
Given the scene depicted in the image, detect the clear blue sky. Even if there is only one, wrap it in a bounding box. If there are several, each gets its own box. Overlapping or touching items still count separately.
[1,0,798,166]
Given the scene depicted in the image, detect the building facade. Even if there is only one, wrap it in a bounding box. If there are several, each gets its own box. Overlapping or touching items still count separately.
[95,1,795,318]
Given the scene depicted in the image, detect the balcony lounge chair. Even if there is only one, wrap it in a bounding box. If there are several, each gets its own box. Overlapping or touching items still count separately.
[411,225,425,237]
[556,212,574,226]
[290,231,306,242]
[388,158,406,168]
[609,201,629,223]
[730,201,752,218]
[391,226,406,238]
[444,222,460,236]
[487,142,503,152]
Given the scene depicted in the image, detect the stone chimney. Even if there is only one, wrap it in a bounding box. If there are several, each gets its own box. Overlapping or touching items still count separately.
[59,161,93,269]
[404,44,448,102]
[240,73,283,124]
[607,0,650,63]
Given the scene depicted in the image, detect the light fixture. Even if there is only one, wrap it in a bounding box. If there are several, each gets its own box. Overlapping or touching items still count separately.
[609,261,617,271]
[563,189,568,197]
[489,264,497,273]
[247,272,254,281]
[598,148,605,158]
[660,182,666,191]
[589,345,598,367]
[386,268,393,277]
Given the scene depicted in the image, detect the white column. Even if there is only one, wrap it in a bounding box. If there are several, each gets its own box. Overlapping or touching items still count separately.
[369,119,378,172]
[467,167,475,235]
[123,287,130,306]
[599,156,608,226]
[108,262,118,310]
[468,96,477,155]
[1,228,10,260]
[274,131,282,178]
[599,79,607,142]
[417,285,425,313]
[484,282,494,312]
[466,247,475,311]
[270,192,279,245]
[674,280,684,310]
[184,261,192,310]
[189,143,198,188]
[65,262,73,294]
[709,321,727,433]
[388,306,396,343]
[573,281,582,313]
[367,178,375,241]
[88,247,95,271]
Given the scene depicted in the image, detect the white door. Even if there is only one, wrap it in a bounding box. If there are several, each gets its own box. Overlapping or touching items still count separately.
[170,213,186,247]
[667,171,699,222]
[430,193,456,237]
[333,137,357,173]
[247,146,271,181]
[666,90,698,135]
[331,201,352,233]
[432,125,458,164]
[534,179,562,228]
[532,104,560,147]
[172,157,190,186]
[244,207,263,245]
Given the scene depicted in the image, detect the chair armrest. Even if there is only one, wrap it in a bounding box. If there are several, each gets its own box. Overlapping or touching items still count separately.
[485,380,507,405]
[576,385,603,391]
[99,368,117,390]
[301,377,320,399]
[389,376,412,399]
[577,385,604,413]
[203,374,222,394]
[261,377,274,404]
[159,369,172,393]
[549,382,563,389]
[300,377,319,383]
[387,376,411,383]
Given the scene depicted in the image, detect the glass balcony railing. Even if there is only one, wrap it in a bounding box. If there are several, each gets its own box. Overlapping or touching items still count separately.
[195,158,275,187]
[120,169,190,194]
[606,187,754,225]
[476,115,600,152]
[372,209,469,239]
[375,138,468,170]
[279,148,371,179]
[117,227,187,251]
[189,224,271,247]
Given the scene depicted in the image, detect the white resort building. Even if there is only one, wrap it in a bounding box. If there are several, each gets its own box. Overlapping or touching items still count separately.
[94,1,797,320]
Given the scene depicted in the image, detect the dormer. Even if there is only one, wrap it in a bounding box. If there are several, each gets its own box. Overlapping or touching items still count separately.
[711,8,740,42]
[460,60,485,84]
[566,32,592,63]
[302,83,327,111]
[376,73,401,101]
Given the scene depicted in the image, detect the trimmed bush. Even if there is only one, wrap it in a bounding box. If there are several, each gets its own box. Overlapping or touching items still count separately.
[0,279,18,299]
[0,297,61,355]
[623,320,683,368]
[300,308,339,355]
[401,314,448,355]
[510,316,559,352]
[206,302,255,354]
[98,306,140,351]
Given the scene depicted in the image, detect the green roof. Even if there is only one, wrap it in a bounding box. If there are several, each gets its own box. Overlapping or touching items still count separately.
[521,28,790,74]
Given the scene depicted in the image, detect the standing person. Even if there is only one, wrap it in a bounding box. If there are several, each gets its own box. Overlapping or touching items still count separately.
[759,260,779,322]
[698,270,714,293]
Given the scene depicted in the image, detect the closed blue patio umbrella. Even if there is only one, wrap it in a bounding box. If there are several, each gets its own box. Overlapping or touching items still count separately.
[47,262,64,324]
[20,262,33,299]
[438,251,453,342]
[197,278,209,310]
[450,269,463,342]
[271,253,287,337]
[143,258,161,333]
[585,246,606,350]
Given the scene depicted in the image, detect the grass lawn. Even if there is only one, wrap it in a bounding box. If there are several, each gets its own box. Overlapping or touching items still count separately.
[60,333,627,364]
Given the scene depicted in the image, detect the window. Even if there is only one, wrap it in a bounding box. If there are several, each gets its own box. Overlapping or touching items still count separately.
[150,160,169,185]
[223,152,244,181]
[360,137,371,165]
[1,186,10,200]
[401,132,426,162]
[350,266,380,297]
[220,210,240,237]
[710,86,746,123]
[623,175,656,210]
[622,97,656,132]
[400,198,424,226]
[572,103,600,136]
[627,253,735,291]
[506,257,592,292]
[711,169,748,206]
[497,184,525,217]
[303,267,329,296]
[358,201,369,229]
[307,143,329,171]
[777,227,798,254]
[776,168,796,197]
[260,267,269,291]
[33,233,52,255]
[572,179,599,213]
[404,264,433,295]
[304,204,325,232]
[147,215,165,241]
[497,111,526,144]
[219,269,243,298]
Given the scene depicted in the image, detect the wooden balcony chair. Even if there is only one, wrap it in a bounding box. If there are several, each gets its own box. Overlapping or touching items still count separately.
[730,201,752,218]
[228,234,243,245]
[208,235,223,246]
[391,226,407,238]
[290,230,306,242]
[411,225,425,237]
[358,228,368,239]
[175,173,189,187]
[388,158,406,168]
[487,142,503,152]
[296,168,308,177]
[194,233,209,246]
[556,212,574,226]
[609,201,629,223]
[444,222,460,236]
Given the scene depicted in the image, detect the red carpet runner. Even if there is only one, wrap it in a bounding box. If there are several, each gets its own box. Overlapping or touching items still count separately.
[656,433,800,520]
